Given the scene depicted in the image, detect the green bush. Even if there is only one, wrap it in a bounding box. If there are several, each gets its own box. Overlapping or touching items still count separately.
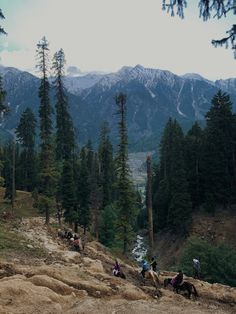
[179,236,236,287]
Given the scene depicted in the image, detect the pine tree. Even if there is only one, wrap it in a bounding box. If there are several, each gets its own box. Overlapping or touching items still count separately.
[155,118,192,234]
[3,141,18,201]
[52,49,76,227]
[203,90,235,211]
[52,49,75,160]
[98,122,115,208]
[36,37,57,225]
[90,153,102,239]
[184,122,204,209]
[77,146,91,234]
[100,204,117,247]
[115,93,137,254]
[16,108,37,191]
[61,159,77,225]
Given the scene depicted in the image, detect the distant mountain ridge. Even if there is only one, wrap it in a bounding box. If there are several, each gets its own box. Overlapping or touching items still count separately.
[1,64,236,151]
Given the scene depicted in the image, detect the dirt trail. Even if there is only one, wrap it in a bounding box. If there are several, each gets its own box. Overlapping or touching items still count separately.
[0,217,235,314]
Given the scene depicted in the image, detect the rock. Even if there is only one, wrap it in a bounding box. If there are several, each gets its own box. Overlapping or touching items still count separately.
[28,274,78,296]
[121,284,148,300]
[82,257,104,273]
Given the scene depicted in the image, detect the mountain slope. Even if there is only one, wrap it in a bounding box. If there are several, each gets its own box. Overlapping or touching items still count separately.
[0,214,235,314]
[1,65,236,150]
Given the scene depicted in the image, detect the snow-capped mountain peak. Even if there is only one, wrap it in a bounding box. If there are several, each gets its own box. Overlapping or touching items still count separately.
[182,73,207,81]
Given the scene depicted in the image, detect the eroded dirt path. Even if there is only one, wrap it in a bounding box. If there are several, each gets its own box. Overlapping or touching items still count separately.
[0,217,235,314]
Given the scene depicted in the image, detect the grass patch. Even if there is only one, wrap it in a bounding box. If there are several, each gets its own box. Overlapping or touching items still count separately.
[0,222,47,259]
[0,187,39,218]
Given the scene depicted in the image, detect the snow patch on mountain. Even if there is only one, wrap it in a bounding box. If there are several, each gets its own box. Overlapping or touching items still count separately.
[96,64,178,90]
[182,73,206,81]
[215,78,236,91]
[176,81,187,118]
[64,73,104,94]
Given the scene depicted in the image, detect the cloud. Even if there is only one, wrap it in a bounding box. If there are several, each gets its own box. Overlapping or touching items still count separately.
[66,66,82,77]
[0,49,36,73]
[0,0,235,79]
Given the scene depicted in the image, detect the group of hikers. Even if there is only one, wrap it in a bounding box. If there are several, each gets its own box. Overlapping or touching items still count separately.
[112,256,201,289]
[57,226,201,294]
[58,228,83,252]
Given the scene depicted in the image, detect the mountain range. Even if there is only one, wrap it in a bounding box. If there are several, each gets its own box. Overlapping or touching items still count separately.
[1,64,236,151]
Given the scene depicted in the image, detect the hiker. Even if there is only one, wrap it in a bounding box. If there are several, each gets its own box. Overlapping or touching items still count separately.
[150,256,158,273]
[193,258,201,279]
[74,233,79,240]
[67,229,73,240]
[171,270,184,289]
[141,259,149,278]
[112,260,121,276]
[72,238,82,252]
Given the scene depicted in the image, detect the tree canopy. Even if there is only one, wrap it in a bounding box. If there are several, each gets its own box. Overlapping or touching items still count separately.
[162,0,236,58]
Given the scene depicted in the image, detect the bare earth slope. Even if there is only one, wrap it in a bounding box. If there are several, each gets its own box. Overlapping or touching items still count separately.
[0,217,235,314]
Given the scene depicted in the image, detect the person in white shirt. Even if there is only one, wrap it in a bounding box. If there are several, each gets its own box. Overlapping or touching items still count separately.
[193,258,201,279]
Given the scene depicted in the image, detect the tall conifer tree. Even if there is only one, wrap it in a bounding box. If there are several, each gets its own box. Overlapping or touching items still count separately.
[154,118,191,234]
[98,122,114,208]
[115,93,137,254]
[52,49,76,227]
[52,49,75,160]
[203,91,235,210]
[77,147,91,234]
[184,122,204,209]
[16,108,37,191]
[37,37,56,225]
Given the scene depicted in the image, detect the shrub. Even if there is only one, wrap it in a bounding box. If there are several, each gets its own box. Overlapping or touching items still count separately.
[179,236,236,287]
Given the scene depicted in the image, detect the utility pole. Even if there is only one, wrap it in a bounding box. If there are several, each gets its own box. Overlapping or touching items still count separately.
[146,155,153,256]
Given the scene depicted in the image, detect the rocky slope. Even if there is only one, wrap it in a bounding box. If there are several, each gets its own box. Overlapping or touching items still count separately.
[0,217,235,314]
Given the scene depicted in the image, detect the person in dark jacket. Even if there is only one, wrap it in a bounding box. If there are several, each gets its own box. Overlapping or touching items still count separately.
[150,257,158,272]
[171,270,184,288]
[112,260,121,276]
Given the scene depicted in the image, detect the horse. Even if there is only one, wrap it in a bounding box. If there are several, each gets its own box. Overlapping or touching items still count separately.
[116,271,126,279]
[113,269,126,279]
[164,278,198,299]
[143,270,160,288]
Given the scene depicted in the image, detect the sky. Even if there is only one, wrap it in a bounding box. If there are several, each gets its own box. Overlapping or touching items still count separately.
[0,0,235,80]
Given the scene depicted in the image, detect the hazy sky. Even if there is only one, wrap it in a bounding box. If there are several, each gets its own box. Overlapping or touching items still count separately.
[0,0,235,80]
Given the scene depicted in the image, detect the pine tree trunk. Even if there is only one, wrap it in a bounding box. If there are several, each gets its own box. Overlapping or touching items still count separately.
[147,155,154,256]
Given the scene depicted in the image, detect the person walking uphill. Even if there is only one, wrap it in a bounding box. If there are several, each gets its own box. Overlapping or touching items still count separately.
[150,257,158,273]
[193,258,201,279]
[113,260,121,276]
[141,259,149,278]
[171,270,184,289]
